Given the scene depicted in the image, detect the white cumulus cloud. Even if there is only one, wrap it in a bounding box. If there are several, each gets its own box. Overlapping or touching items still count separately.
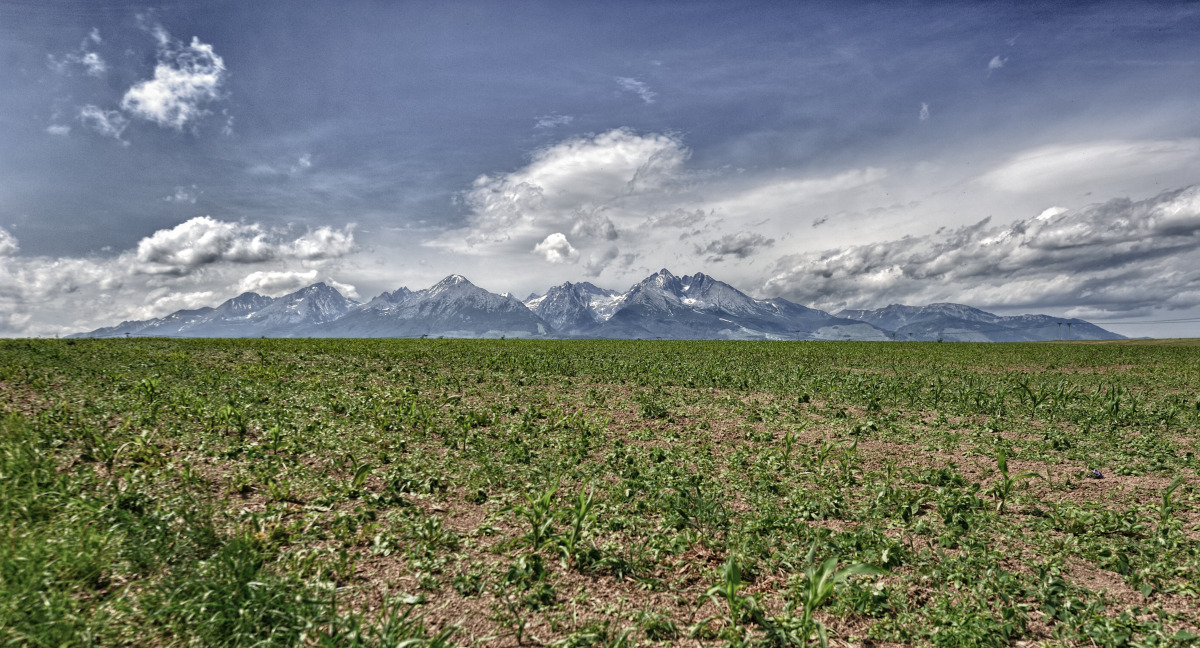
[533,233,580,264]
[120,28,227,131]
[0,227,19,256]
[288,225,357,260]
[452,128,690,249]
[135,217,275,275]
[133,217,356,275]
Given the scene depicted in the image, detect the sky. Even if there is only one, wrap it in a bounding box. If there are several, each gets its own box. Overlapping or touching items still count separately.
[2,0,1199,338]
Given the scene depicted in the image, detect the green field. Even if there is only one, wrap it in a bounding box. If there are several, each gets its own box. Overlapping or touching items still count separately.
[2,338,1199,647]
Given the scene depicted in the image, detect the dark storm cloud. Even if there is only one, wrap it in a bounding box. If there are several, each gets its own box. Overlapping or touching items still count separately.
[697,232,775,262]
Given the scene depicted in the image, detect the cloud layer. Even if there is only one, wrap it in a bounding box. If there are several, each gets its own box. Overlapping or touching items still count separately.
[428,128,904,288]
[0,218,356,336]
[763,185,1200,317]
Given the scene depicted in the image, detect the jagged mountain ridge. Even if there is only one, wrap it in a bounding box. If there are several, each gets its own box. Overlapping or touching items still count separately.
[76,285,351,338]
[582,269,888,340]
[524,281,621,334]
[312,275,547,338]
[72,270,1124,341]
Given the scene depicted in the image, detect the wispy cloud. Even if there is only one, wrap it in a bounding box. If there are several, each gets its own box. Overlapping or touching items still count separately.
[290,153,313,173]
[45,124,71,137]
[78,105,129,144]
[987,55,1007,74]
[248,153,318,177]
[47,29,108,77]
[120,26,227,131]
[615,77,657,104]
[981,139,1200,194]
[919,102,930,121]
[535,114,574,129]
[164,185,198,204]
[709,167,888,217]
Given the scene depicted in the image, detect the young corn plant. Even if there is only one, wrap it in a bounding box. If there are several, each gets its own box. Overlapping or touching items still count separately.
[702,555,761,640]
[344,454,372,497]
[266,425,285,454]
[810,440,835,478]
[513,478,559,551]
[782,429,798,468]
[1156,476,1185,545]
[559,486,595,568]
[794,548,885,648]
[213,402,249,443]
[987,447,1040,514]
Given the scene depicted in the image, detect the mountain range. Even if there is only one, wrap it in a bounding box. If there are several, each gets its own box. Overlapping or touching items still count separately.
[72,269,1123,342]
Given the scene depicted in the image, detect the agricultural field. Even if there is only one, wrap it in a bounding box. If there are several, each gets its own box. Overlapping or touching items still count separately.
[2,338,1199,647]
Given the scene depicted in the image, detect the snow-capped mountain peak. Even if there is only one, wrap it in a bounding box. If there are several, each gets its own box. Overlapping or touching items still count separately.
[250,282,357,326]
[429,274,472,293]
